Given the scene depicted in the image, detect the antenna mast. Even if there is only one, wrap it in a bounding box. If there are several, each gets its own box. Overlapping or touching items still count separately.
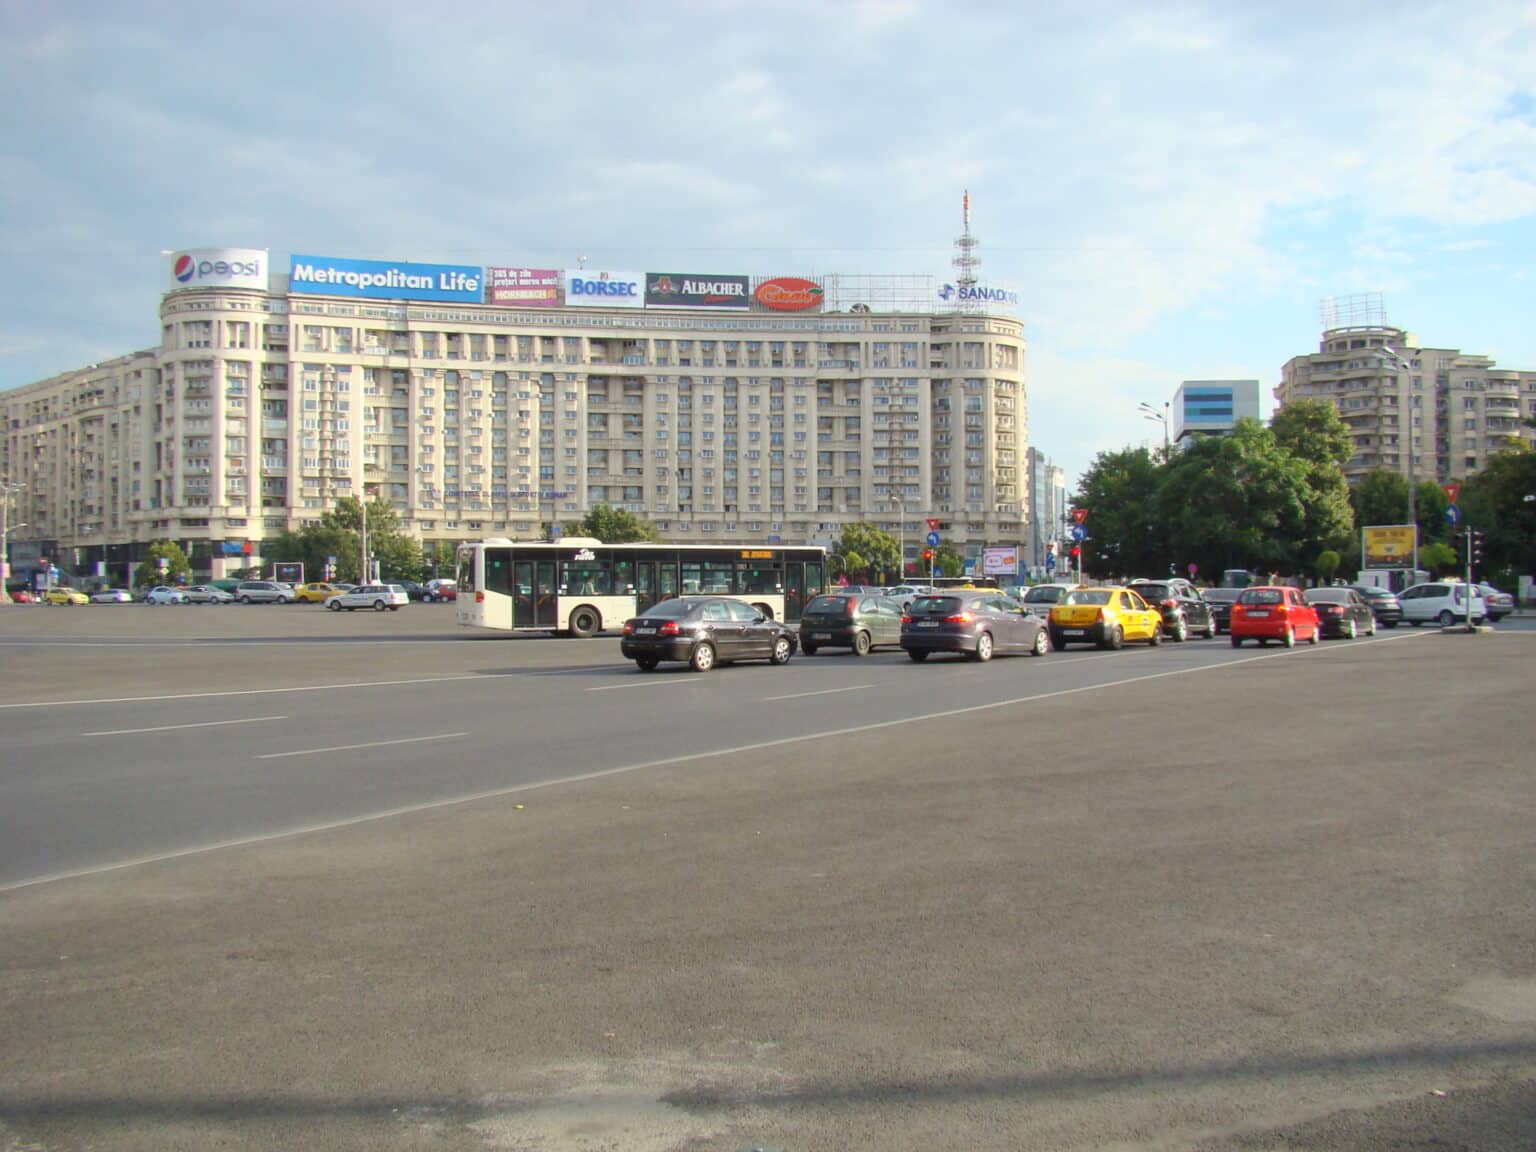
[951,189,981,312]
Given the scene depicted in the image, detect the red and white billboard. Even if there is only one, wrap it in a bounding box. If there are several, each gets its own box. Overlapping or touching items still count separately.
[486,267,561,307]
[753,276,824,312]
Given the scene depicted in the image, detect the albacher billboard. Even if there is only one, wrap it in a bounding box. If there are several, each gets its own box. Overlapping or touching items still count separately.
[645,272,750,310]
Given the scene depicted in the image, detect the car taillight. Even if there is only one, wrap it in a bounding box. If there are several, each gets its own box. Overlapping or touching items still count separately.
[944,612,972,624]
[1161,598,1178,609]
[622,620,635,635]
[1096,608,1109,623]
[657,620,680,637]
[1322,605,1343,614]
[475,591,485,603]
[901,615,913,624]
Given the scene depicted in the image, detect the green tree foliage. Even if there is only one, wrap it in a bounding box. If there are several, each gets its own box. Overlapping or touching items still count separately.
[1314,550,1341,583]
[567,505,661,543]
[1418,541,1459,577]
[1072,447,1162,579]
[1269,401,1354,565]
[264,496,426,584]
[1458,444,1536,585]
[1412,481,1451,547]
[1270,400,1353,468]
[933,540,964,579]
[834,522,899,584]
[132,539,193,588]
[1350,469,1410,531]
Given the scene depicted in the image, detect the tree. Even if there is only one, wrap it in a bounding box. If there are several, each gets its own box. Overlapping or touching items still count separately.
[1458,443,1536,586]
[1419,541,1459,577]
[1071,446,1163,579]
[1350,469,1410,531]
[1314,550,1341,584]
[133,539,193,588]
[833,522,899,584]
[262,496,427,584]
[933,540,964,579]
[567,505,661,543]
[1269,401,1354,568]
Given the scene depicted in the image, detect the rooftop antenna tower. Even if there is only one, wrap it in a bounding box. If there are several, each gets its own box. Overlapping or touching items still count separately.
[951,189,981,312]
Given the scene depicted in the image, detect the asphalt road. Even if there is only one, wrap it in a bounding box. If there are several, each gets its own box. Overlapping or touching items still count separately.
[1,603,1533,1150]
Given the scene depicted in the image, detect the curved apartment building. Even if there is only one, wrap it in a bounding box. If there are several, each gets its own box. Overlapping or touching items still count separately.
[2,250,1027,583]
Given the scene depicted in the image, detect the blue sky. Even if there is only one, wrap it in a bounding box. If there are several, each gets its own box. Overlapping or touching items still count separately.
[2,0,1533,488]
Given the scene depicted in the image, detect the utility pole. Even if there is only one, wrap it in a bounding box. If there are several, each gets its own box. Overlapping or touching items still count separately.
[0,480,25,604]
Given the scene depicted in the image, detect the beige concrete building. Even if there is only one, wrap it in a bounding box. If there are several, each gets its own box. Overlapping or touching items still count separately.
[1277,324,1536,485]
[1,253,1028,583]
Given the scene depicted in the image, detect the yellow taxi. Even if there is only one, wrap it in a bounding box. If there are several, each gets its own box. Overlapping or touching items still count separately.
[43,586,90,606]
[294,581,342,603]
[1047,586,1164,650]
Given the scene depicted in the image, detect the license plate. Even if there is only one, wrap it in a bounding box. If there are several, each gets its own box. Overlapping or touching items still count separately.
[1247,611,1269,618]
[810,632,830,640]
[917,621,940,629]
[636,624,656,633]
[1063,629,1085,636]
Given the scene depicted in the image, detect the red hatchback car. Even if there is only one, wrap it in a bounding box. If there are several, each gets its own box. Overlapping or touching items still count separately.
[1229,585,1321,648]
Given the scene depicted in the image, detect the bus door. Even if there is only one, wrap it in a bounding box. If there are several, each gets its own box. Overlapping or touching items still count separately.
[657,562,679,604]
[512,561,536,628]
[635,562,658,614]
[784,561,805,622]
[534,561,558,628]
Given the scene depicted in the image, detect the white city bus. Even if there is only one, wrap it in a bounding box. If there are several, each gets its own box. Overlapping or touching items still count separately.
[455,538,828,636]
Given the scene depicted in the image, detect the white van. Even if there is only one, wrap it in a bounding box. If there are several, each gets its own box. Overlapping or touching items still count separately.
[1398,581,1487,626]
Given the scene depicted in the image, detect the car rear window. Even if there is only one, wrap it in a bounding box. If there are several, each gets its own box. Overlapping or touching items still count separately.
[908,596,962,616]
[1133,584,1170,601]
[1239,589,1284,605]
[1023,586,1065,604]
[1204,589,1241,602]
[805,595,853,614]
[641,599,696,618]
[1061,589,1111,606]
[1307,589,1349,604]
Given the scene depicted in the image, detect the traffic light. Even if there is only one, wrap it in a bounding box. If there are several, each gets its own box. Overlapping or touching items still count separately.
[1469,529,1484,565]
[1069,545,1081,559]
[922,549,933,562]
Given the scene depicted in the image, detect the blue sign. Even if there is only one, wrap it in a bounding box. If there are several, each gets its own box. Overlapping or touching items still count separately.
[289,254,483,303]
[1045,554,1056,570]
[327,555,337,565]
[1070,524,1088,541]
[925,531,941,546]
[1444,504,1461,524]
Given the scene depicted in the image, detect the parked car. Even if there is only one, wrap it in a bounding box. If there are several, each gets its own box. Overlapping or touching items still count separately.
[1305,587,1377,638]
[8,587,37,603]
[182,584,234,604]
[620,596,796,672]
[234,580,291,604]
[1047,586,1163,650]
[324,583,409,611]
[1398,581,1487,627]
[423,578,458,602]
[1019,582,1078,620]
[1229,585,1321,647]
[43,587,90,606]
[800,592,904,656]
[143,585,188,605]
[881,584,934,612]
[1349,585,1402,628]
[89,587,133,604]
[394,580,429,602]
[901,590,1051,662]
[1202,586,1243,634]
[1127,578,1217,641]
[294,581,343,604]
[1477,583,1514,622]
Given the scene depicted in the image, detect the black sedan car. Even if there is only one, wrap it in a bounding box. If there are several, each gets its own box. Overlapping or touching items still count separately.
[1202,587,1242,634]
[1127,579,1217,641]
[799,592,904,655]
[1305,587,1377,638]
[620,596,796,672]
[900,591,1050,662]
[1349,584,1402,628]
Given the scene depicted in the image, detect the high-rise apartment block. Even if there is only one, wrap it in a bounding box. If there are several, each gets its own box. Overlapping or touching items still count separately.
[1277,322,1536,484]
[1,250,1029,583]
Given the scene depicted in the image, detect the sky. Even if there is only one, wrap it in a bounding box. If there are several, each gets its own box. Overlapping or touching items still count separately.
[2,0,1534,489]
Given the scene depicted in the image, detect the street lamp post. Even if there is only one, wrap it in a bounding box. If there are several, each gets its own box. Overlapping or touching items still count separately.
[1139,401,1171,458]
[894,494,905,584]
[1378,347,1419,577]
[0,481,25,602]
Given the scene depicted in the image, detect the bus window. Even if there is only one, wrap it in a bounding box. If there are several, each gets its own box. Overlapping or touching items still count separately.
[613,559,635,593]
[681,561,732,594]
[739,564,783,594]
[485,550,513,596]
[561,559,611,595]
[457,549,477,592]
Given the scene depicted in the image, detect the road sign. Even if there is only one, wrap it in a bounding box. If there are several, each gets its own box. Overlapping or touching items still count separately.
[1444,504,1461,524]
[1071,508,1089,525]
[1045,554,1056,570]
[925,531,941,546]
[1070,525,1087,542]
[1188,562,1198,577]
[926,518,940,531]
[1443,482,1461,504]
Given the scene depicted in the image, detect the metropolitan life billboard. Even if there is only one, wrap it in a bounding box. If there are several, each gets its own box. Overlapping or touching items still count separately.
[289,254,483,303]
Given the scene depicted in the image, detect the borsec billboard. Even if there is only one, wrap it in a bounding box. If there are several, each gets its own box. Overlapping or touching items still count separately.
[645,272,750,310]
[167,247,267,292]
[486,267,561,307]
[289,254,483,303]
[563,269,644,308]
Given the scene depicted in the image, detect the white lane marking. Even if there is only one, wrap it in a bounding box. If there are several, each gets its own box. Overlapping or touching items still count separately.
[586,678,693,692]
[84,716,288,737]
[254,732,468,761]
[0,674,485,711]
[764,684,875,702]
[0,633,1427,894]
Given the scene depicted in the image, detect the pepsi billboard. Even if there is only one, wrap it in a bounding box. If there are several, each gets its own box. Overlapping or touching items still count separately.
[167,248,267,292]
[289,254,483,303]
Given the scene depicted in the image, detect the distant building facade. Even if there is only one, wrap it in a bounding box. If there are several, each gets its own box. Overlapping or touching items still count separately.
[1026,446,1068,572]
[1173,380,1260,446]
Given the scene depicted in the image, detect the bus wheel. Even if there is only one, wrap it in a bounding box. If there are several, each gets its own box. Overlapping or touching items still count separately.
[569,607,600,639]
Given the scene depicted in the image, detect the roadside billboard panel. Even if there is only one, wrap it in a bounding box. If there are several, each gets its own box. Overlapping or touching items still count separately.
[1363,525,1417,568]
[981,545,1020,576]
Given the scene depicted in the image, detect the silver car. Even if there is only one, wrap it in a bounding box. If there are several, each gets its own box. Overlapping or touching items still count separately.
[234,580,291,604]
[183,584,234,604]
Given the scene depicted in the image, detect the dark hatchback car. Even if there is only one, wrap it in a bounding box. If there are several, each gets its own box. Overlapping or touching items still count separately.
[1202,587,1242,634]
[799,592,904,656]
[620,596,797,672]
[1305,587,1377,638]
[1127,578,1217,641]
[1349,584,1402,628]
[900,591,1050,662]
